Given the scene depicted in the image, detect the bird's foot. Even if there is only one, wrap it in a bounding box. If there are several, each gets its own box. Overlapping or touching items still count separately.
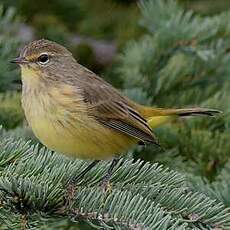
[64,181,76,211]
[99,158,119,193]
[63,160,100,210]
[100,177,112,193]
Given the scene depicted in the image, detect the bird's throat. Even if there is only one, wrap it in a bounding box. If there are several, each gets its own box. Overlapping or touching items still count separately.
[21,66,43,89]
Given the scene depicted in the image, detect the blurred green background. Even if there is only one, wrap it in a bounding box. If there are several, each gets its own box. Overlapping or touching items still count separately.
[1,0,230,78]
[0,0,230,83]
[0,0,230,228]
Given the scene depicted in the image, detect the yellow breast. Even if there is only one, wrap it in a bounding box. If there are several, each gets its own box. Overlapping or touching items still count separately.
[21,68,136,160]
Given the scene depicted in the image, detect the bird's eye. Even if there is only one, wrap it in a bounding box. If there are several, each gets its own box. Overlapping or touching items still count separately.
[38,53,49,65]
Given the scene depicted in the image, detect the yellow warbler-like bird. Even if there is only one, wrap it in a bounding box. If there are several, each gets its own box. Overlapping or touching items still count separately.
[11,39,220,186]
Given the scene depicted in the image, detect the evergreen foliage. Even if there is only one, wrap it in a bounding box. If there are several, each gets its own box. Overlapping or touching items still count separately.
[0,129,230,229]
[0,6,21,92]
[0,0,230,229]
[119,0,230,181]
[0,92,24,129]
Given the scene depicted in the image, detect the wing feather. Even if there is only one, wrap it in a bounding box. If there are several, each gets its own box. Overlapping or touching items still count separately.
[75,65,158,144]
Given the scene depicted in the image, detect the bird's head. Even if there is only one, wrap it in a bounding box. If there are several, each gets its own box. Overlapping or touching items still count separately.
[11,39,76,84]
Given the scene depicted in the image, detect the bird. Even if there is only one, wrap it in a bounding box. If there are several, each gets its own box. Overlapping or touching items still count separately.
[11,39,221,190]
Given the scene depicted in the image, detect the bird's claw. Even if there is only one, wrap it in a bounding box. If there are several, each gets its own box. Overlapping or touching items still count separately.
[64,182,76,210]
[100,179,112,193]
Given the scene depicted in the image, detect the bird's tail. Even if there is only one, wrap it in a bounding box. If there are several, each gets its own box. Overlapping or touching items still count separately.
[139,107,221,129]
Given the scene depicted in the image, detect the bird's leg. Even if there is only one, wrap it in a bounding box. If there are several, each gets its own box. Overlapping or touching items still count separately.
[71,160,100,185]
[100,158,119,193]
[65,160,100,210]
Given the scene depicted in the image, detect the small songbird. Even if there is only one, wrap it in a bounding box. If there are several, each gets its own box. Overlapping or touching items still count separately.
[11,39,220,187]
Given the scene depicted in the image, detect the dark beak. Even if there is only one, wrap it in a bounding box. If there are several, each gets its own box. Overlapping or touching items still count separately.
[10,57,29,65]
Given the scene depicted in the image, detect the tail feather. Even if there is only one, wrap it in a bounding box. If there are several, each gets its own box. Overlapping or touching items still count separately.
[141,107,221,118]
[169,108,221,117]
[139,107,222,129]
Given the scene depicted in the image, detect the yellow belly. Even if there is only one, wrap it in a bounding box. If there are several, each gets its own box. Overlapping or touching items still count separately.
[22,90,136,160]
[28,114,136,160]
